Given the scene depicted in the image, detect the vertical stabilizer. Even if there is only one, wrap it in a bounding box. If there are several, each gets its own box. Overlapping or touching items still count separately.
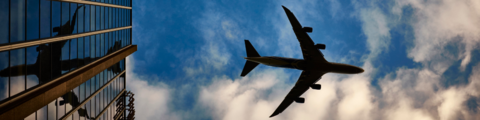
[245,40,260,57]
[241,40,261,76]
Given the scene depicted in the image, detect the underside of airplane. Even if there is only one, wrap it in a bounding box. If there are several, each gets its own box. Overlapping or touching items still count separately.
[240,6,364,118]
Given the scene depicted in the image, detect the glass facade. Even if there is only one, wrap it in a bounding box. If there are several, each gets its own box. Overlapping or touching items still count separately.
[0,29,131,101]
[25,61,126,120]
[0,1,132,45]
[0,0,132,120]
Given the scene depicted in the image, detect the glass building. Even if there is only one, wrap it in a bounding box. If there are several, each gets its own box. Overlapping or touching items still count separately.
[0,0,135,120]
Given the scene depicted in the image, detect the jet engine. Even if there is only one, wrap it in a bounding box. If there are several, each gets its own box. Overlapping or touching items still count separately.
[310,84,321,90]
[302,27,312,33]
[294,97,305,103]
[315,44,326,50]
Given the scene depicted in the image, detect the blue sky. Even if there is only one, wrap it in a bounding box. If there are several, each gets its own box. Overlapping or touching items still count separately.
[127,0,480,119]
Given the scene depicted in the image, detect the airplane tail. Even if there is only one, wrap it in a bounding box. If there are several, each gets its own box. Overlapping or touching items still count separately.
[241,40,260,76]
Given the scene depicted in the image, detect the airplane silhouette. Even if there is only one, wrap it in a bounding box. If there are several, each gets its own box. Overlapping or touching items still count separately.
[0,5,124,119]
[240,6,364,117]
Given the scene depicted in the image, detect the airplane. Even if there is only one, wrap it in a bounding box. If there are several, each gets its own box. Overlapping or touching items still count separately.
[240,6,364,117]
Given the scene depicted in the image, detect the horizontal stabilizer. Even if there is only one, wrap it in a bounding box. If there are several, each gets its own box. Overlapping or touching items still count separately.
[241,61,259,77]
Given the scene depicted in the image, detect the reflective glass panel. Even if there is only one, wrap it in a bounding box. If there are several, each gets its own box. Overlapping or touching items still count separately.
[90,5,95,31]
[78,37,84,67]
[90,36,95,60]
[26,46,39,89]
[39,43,51,83]
[96,6,100,31]
[79,82,85,102]
[10,48,26,97]
[101,34,104,57]
[84,36,90,63]
[96,35,100,58]
[71,39,78,70]
[108,7,112,29]
[0,51,8,101]
[51,41,63,78]
[40,0,50,38]
[61,2,69,35]
[85,5,90,32]
[78,4,84,33]
[101,6,104,30]
[52,1,61,36]
[71,3,78,34]
[0,0,8,44]
[61,40,70,74]
[10,0,25,43]
[48,101,56,120]
[37,106,47,120]
[57,97,65,119]
[27,0,40,41]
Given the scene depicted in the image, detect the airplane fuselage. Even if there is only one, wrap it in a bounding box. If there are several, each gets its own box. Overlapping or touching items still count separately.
[245,56,363,74]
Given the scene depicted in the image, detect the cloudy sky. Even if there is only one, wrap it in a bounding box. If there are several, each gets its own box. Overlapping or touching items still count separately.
[128,0,480,120]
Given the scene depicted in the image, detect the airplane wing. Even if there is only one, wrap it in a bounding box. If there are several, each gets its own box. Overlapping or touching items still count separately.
[270,71,325,117]
[282,6,327,63]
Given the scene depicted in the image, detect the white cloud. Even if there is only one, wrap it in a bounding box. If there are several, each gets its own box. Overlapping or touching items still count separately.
[393,0,480,70]
[126,56,180,120]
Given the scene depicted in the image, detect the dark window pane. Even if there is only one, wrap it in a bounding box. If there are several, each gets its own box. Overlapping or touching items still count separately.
[109,32,113,54]
[26,46,39,89]
[105,33,109,55]
[52,1,61,36]
[0,51,8,101]
[71,3,78,34]
[119,8,122,27]
[52,41,63,78]
[99,71,103,88]
[0,0,8,44]
[78,4,84,33]
[61,40,70,74]
[40,0,51,38]
[10,0,26,43]
[10,48,26,97]
[61,2,69,35]
[100,34,104,57]
[96,74,100,90]
[90,5,95,31]
[84,36,90,63]
[39,44,51,83]
[84,5,90,32]
[79,82,84,102]
[92,76,96,93]
[113,8,116,28]
[26,0,40,41]
[95,6,100,31]
[78,37,84,66]
[107,7,110,29]
[96,35,100,58]
[101,6,104,30]
[90,36,95,60]
[86,79,90,97]
[71,39,77,71]
[103,70,107,85]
